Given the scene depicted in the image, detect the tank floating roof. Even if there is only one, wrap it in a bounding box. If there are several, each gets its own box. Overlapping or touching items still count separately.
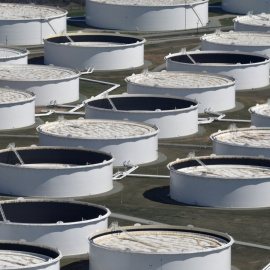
[169,155,270,179]
[0,146,113,168]
[44,33,145,47]
[126,71,235,88]
[89,225,233,254]
[0,88,35,104]
[0,65,80,81]
[0,47,29,59]
[234,13,270,27]
[166,50,269,65]
[38,119,158,139]
[201,31,270,46]
[0,240,61,269]
[0,199,109,224]
[88,0,207,6]
[86,94,198,112]
[211,127,270,148]
[249,102,270,118]
[0,3,67,20]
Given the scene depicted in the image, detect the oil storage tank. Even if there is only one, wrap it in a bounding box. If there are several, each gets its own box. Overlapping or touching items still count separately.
[165,50,270,90]
[168,155,270,208]
[234,13,270,32]
[126,71,236,113]
[0,3,67,46]
[0,65,80,106]
[0,47,28,65]
[0,146,114,197]
[85,0,209,31]
[211,126,270,158]
[222,0,270,15]
[44,33,145,70]
[249,101,270,127]
[201,31,270,59]
[88,225,234,270]
[0,199,110,257]
[0,240,62,270]
[0,88,35,130]
[85,94,198,138]
[37,118,159,167]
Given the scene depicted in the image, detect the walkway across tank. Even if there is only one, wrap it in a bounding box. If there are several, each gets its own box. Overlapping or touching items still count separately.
[0,145,114,197]
[85,94,198,138]
[168,154,270,208]
[0,199,110,257]
[0,240,62,270]
[88,224,234,270]
[37,118,159,167]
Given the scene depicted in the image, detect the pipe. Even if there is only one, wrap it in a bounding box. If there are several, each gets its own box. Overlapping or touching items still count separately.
[127,174,170,179]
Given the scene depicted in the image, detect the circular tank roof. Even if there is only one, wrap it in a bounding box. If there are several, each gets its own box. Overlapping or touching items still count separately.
[37,119,158,140]
[211,127,270,148]
[0,146,113,169]
[89,225,233,254]
[234,13,270,27]
[201,31,270,46]
[0,65,80,82]
[169,155,270,179]
[0,199,110,225]
[0,3,67,20]
[249,102,270,118]
[0,47,29,59]
[87,0,206,6]
[0,241,61,269]
[0,88,35,104]
[86,94,198,112]
[44,34,145,47]
[126,71,235,88]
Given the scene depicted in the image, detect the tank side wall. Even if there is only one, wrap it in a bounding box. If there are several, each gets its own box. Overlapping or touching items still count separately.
[89,243,231,270]
[170,170,270,208]
[0,99,35,130]
[85,2,208,31]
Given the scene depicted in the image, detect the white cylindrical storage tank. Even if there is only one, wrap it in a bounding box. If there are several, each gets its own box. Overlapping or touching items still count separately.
[0,65,80,106]
[37,119,159,167]
[0,146,114,198]
[0,199,110,257]
[85,94,198,138]
[88,225,234,270]
[44,34,145,70]
[85,0,209,31]
[0,240,62,270]
[0,47,28,65]
[168,155,270,208]
[0,3,67,46]
[234,13,270,32]
[165,50,270,90]
[126,71,236,113]
[201,31,270,59]
[0,88,35,130]
[249,102,270,127]
[222,0,270,15]
[211,127,270,157]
